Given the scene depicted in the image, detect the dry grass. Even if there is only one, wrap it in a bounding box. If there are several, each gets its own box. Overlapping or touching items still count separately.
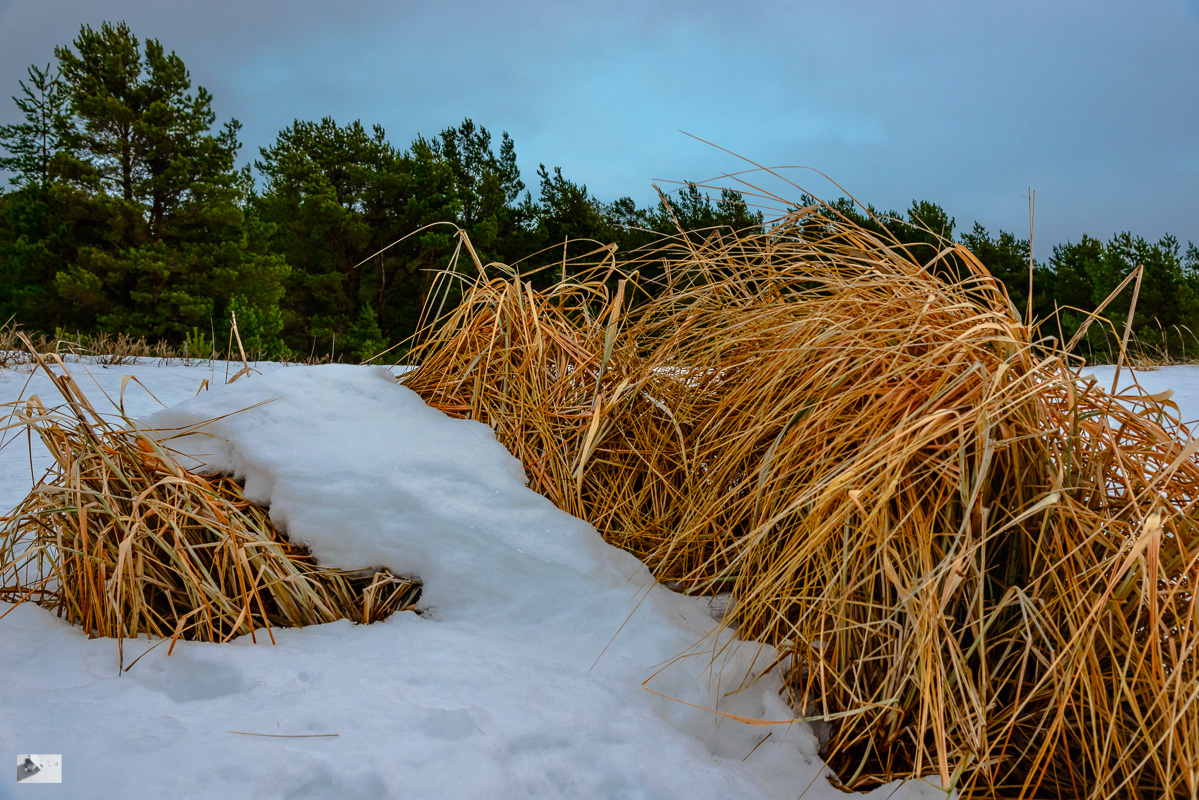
[1125,327,1199,370]
[0,326,55,369]
[402,205,1199,798]
[0,325,183,367]
[0,349,419,665]
[0,323,345,369]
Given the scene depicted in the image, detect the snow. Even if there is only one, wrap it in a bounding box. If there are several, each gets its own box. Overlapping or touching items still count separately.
[9,355,1128,799]
[1086,363,1199,428]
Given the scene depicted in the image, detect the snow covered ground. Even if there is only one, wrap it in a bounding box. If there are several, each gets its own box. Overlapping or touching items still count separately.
[1086,363,1199,428]
[2,356,1193,799]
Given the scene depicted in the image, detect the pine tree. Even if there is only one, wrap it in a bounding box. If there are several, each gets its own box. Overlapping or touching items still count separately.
[254,117,396,352]
[1048,235,1103,352]
[29,21,290,347]
[433,119,531,263]
[344,304,386,362]
[0,64,68,189]
[52,21,243,242]
[534,164,610,245]
[254,118,463,354]
[0,64,71,326]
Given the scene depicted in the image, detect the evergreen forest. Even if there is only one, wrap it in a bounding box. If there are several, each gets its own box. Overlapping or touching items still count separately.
[2,22,1196,363]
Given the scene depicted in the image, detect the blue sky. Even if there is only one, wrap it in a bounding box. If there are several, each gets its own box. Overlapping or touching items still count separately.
[0,0,1196,261]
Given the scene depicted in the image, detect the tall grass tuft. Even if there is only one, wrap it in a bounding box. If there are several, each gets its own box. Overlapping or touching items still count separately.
[0,349,419,663]
[402,205,1199,798]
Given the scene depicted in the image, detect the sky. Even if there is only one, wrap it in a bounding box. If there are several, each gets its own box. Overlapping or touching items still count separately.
[0,0,1196,261]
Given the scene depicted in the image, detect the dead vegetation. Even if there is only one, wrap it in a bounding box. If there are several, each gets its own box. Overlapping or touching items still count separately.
[0,324,349,370]
[0,348,419,666]
[401,202,1199,798]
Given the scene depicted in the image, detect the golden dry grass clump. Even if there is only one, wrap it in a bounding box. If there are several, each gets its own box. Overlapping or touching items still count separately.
[403,205,1199,798]
[0,352,418,662]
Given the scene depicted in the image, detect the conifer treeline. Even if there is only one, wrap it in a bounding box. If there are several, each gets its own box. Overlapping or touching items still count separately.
[1,22,1196,362]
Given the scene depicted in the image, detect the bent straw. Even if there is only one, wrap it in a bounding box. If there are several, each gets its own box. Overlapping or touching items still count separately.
[403,200,1199,798]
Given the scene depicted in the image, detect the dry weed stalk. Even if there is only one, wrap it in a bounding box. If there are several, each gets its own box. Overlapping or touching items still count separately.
[403,206,1199,798]
[0,350,418,663]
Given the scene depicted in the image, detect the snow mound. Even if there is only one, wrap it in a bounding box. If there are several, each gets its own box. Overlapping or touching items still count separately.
[2,364,856,799]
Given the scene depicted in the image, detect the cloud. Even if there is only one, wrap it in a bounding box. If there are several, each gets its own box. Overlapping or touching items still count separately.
[0,0,1195,257]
